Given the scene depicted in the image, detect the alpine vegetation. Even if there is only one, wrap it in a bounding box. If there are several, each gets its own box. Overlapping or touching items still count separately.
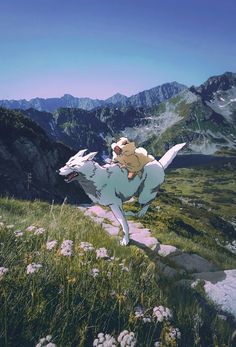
[26,263,43,274]
[0,196,235,346]
[35,335,57,347]
[60,239,73,256]
[46,240,58,251]
[93,333,117,346]
[0,266,8,280]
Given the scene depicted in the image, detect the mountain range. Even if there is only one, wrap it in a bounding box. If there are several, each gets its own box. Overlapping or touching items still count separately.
[0,82,186,112]
[0,71,236,201]
[17,72,236,157]
[141,72,236,155]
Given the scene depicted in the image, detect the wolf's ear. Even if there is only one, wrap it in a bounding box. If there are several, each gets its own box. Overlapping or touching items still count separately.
[76,149,88,157]
[67,149,87,164]
[82,152,98,161]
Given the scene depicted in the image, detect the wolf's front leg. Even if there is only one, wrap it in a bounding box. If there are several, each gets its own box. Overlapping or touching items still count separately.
[110,204,129,246]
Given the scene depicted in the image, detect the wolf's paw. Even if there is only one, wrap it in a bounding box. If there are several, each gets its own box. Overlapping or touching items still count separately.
[120,237,130,246]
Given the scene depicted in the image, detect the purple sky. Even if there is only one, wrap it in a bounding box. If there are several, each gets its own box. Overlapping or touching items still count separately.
[0,0,235,100]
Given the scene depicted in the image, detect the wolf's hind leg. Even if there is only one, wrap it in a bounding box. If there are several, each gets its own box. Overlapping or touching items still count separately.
[137,203,150,217]
[124,202,150,217]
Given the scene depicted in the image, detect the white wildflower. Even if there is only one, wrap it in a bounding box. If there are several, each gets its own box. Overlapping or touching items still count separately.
[153,306,173,322]
[6,224,14,229]
[143,316,152,323]
[34,227,46,235]
[14,230,24,237]
[26,263,42,274]
[46,240,57,250]
[0,267,8,280]
[26,225,36,231]
[60,240,73,256]
[110,290,116,297]
[119,262,129,272]
[191,279,201,289]
[91,268,100,277]
[193,313,203,326]
[79,241,94,252]
[154,342,161,347]
[35,335,56,347]
[169,327,181,340]
[0,222,4,227]
[96,247,109,259]
[134,306,152,323]
[118,330,137,347]
[46,335,52,342]
[93,332,117,346]
[134,306,144,319]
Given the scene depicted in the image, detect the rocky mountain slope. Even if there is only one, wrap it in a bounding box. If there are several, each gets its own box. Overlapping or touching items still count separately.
[0,107,89,203]
[121,72,236,156]
[18,72,236,158]
[190,71,236,125]
[21,106,150,159]
[0,82,186,112]
[2,72,235,158]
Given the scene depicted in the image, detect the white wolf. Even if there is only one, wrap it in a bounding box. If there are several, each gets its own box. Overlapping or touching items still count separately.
[58,143,186,245]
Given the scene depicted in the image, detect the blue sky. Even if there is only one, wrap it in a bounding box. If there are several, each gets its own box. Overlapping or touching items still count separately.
[0,0,235,99]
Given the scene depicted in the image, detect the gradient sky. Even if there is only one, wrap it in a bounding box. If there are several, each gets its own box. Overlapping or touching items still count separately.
[0,0,236,100]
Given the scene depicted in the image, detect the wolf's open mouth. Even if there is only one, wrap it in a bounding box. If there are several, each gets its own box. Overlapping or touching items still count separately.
[64,172,79,182]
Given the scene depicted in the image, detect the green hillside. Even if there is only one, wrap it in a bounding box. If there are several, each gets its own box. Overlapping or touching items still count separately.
[1,165,236,346]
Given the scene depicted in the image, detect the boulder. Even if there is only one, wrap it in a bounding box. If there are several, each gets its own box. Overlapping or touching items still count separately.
[192,270,236,319]
[170,253,218,273]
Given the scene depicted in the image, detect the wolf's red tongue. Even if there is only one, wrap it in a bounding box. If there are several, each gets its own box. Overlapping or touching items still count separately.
[68,172,76,180]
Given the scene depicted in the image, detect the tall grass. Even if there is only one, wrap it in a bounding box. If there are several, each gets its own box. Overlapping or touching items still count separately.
[0,197,235,346]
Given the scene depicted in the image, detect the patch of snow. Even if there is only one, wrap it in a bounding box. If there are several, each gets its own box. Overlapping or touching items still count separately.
[99,133,105,140]
[207,86,236,122]
[188,141,219,155]
[219,101,234,108]
[121,90,199,144]
[49,122,55,132]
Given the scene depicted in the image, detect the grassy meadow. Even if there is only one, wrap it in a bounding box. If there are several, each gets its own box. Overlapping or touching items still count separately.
[0,163,236,346]
[125,163,236,270]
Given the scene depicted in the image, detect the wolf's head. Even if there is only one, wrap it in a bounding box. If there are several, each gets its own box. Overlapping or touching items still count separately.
[58,149,97,183]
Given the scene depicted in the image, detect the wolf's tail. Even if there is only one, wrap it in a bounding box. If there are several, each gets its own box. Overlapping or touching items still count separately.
[159,143,186,170]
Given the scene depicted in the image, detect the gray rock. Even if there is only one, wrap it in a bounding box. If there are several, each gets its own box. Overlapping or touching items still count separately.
[192,270,236,319]
[170,253,218,273]
[156,244,182,257]
[156,260,179,279]
[102,223,120,236]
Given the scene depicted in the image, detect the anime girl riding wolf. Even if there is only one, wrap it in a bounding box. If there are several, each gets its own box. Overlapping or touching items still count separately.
[58,138,185,245]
